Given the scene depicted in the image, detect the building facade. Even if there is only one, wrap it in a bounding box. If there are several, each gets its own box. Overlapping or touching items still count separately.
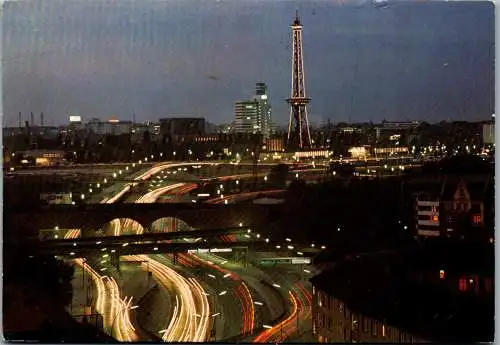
[233,83,273,139]
[415,178,489,239]
[159,117,206,144]
[313,289,422,343]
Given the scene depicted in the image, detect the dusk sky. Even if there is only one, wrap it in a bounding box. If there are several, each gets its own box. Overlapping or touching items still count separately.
[2,0,494,127]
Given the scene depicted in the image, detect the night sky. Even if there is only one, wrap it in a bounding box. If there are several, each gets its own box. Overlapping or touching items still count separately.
[2,0,494,127]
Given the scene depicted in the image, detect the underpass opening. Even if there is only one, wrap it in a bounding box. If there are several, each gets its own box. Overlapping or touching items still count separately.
[150,217,192,233]
[102,218,145,236]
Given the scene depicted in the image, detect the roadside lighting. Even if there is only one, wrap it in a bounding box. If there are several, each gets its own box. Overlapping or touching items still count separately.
[236,180,239,185]
[272,283,281,288]
[264,176,268,181]
[139,160,142,164]
[97,183,100,188]
[208,274,216,279]
[247,229,252,233]
[104,178,108,183]
[72,201,76,205]
[256,234,260,238]
[223,273,231,278]
[54,235,59,239]
[132,163,136,168]
[254,301,264,306]
[119,170,122,175]
[297,251,303,255]
[304,269,311,274]
[125,166,129,171]
[151,155,154,159]
[89,188,93,193]
[81,194,85,200]
[224,199,228,205]
[239,223,243,227]
[70,252,75,256]
[321,245,326,250]
[145,157,148,162]
[263,325,273,329]
[154,247,158,251]
[285,238,291,242]
[276,245,281,249]
[295,173,299,179]
[287,245,294,250]
[265,238,269,243]
[55,226,59,230]
[96,241,102,245]
[218,290,228,296]
[113,173,117,178]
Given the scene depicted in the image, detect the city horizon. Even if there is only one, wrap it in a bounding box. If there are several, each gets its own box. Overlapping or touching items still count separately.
[3,0,494,127]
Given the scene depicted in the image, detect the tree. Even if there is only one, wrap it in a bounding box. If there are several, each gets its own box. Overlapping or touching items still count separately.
[4,253,74,308]
[269,164,289,189]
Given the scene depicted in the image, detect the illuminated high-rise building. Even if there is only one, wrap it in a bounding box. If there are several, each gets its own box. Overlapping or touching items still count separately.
[233,82,273,139]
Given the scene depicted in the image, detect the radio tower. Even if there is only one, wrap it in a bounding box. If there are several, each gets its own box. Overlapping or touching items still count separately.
[287,11,312,150]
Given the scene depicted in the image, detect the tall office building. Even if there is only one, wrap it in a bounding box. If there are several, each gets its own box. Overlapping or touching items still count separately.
[233,82,272,139]
[234,100,260,134]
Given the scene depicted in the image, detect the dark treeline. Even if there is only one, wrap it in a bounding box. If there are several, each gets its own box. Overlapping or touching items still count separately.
[274,177,408,246]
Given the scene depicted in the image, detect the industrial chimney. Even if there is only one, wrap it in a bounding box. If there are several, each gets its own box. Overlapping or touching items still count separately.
[40,112,44,126]
[18,112,22,128]
[30,112,35,127]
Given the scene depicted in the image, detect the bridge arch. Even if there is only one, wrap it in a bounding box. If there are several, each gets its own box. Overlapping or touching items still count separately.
[150,217,192,233]
[101,218,145,236]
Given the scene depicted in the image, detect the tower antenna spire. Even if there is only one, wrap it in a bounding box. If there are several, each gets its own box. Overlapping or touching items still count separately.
[286,11,312,150]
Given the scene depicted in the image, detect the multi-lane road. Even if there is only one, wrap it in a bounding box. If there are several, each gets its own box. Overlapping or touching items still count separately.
[59,161,320,343]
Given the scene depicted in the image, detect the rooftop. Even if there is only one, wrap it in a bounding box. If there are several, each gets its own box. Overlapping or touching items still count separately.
[311,240,494,342]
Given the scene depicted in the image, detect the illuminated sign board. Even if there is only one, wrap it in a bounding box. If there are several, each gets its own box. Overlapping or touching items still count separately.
[187,248,233,254]
[291,258,311,264]
[69,115,82,123]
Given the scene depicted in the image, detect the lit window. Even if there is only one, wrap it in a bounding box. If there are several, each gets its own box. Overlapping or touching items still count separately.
[382,325,386,337]
[472,214,482,224]
[459,278,467,291]
[432,215,439,222]
[439,270,445,279]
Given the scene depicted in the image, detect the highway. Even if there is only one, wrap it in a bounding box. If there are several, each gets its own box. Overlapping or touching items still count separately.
[60,160,323,342]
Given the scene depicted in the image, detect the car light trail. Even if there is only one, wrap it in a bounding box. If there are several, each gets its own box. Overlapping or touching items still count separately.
[253,291,298,343]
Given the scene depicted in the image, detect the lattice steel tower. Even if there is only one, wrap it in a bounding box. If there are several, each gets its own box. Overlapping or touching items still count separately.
[287,11,312,150]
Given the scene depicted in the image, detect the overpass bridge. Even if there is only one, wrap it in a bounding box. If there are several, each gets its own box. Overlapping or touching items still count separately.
[31,238,317,270]
[46,226,249,245]
[6,202,282,237]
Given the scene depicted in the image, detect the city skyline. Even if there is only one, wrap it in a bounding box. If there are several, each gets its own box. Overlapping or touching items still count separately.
[2,0,494,127]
